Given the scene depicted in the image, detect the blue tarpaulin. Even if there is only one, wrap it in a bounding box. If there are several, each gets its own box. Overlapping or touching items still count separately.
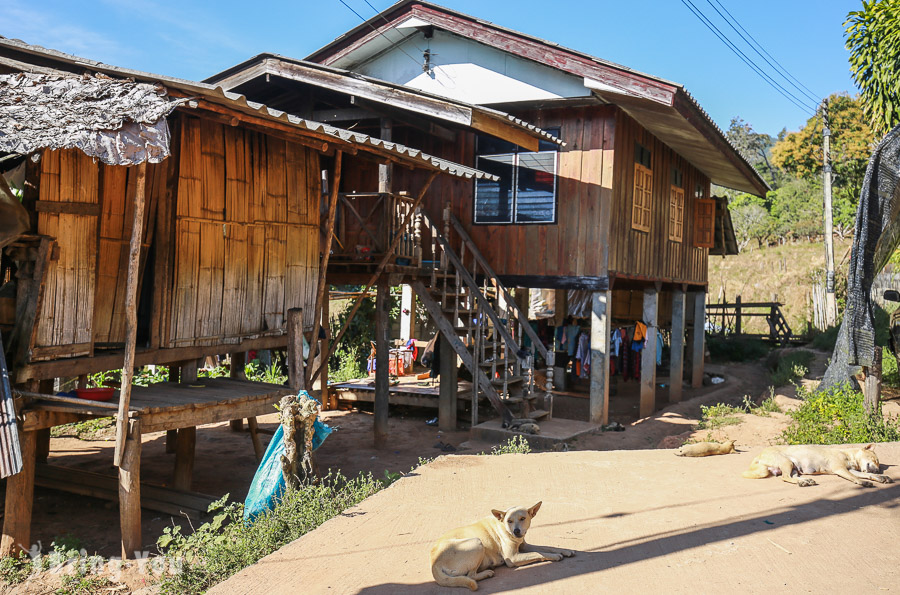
[243,392,333,522]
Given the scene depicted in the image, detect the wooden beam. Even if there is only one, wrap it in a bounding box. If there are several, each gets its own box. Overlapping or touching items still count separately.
[374,279,389,449]
[114,161,147,468]
[589,289,611,425]
[305,151,342,387]
[311,107,376,122]
[287,308,305,392]
[190,108,337,155]
[118,418,142,559]
[309,171,439,386]
[640,288,658,419]
[669,289,686,404]
[247,417,264,461]
[471,110,538,152]
[34,201,101,216]
[0,430,35,557]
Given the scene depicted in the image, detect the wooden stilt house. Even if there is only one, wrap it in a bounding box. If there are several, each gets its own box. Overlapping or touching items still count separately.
[0,37,493,559]
[212,0,770,433]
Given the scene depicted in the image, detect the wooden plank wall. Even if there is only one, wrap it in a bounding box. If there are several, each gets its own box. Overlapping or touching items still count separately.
[167,116,319,348]
[608,109,709,285]
[390,105,617,280]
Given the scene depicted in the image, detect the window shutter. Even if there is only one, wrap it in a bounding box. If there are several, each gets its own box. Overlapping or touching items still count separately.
[668,186,684,242]
[694,198,716,248]
[632,163,652,232]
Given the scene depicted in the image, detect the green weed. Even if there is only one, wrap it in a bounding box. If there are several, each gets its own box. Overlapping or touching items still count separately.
[770,350,814,386]
[781,383,900,444]
[697,402,744,430]
[707,335,770,363]
[329,345,367,383]
[157,473,382,594]
[50,417,115,441]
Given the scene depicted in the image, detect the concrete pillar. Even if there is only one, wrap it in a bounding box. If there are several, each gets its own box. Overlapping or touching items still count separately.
[374,279,389,448]
[669,289,686,403]
[640,288,658,419]
[400,284,416,342]
[438,334,458,431]
[690,289,707,388]
[589,289,611,425]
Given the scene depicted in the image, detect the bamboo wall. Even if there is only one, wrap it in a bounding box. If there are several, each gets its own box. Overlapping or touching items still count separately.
[166,116,320,347]
[30,114,321,362]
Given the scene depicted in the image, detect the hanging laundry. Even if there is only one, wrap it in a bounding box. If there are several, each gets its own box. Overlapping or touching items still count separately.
[656,332,663,366]
[633,321,648,342]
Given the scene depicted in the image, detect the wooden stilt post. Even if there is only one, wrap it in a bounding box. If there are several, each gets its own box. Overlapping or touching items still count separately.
[690,290,707,388]
[640,287,659,419]
[374,279,389,448]
[305,152,342,387]
[287,308,305,392]
[114,161,147,467]
[589,289,611,425]
[35,428,50,465]
[172,426,195,491]
[320,293,332,409]
[247,417,264,461]
[165,365,178,454]
[0,430,35,557]
[669,289,686,403]
[119,418,142,559]
[229,352,247,431]
[438,334,458,431]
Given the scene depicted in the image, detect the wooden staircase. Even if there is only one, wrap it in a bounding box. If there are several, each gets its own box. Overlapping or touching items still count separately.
[413,206,555,426]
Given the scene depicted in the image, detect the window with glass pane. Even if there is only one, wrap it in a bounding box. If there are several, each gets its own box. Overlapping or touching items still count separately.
[474,129,559,224]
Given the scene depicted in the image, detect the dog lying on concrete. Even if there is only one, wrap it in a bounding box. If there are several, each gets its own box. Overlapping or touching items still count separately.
[742,444,892,487]
[430,502,573,590]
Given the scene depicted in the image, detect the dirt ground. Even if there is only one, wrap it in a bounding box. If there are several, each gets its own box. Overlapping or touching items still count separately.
[3,347,899,593]
[212,445,900,594]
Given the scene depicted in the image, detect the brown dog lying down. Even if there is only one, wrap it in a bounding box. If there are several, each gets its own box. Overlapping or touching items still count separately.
[742,444,893,487]
[676,440,736,457]
[430,502,574,590]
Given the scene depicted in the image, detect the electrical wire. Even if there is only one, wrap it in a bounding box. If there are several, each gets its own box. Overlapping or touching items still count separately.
[336,0,424,71]
[680,0,816,115]
[361,0,427,54]
[706,0,821,105]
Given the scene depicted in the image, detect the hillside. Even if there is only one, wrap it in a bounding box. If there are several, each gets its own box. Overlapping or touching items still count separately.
[707,239,851,335]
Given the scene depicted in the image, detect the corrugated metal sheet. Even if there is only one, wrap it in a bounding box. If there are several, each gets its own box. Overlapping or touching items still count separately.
[0,37,497,181]
[0,330,22,479]
[206,54,564,147]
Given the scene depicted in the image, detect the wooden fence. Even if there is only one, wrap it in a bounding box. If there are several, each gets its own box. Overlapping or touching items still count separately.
[706,297,793,343]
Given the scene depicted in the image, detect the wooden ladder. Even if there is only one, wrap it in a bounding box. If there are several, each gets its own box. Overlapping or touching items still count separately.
[414,206,555,426]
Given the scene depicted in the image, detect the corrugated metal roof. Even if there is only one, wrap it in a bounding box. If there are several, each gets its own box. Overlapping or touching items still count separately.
[0,36,497,181]
[206,53,564,147]
[0,330,22,479]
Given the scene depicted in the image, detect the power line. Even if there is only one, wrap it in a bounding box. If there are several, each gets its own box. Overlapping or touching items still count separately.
[706,0,821,105]
[362,0,428,54]
[336,0,424,71]
[679,0,816,115]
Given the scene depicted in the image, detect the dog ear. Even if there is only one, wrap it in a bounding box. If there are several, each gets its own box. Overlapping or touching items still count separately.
[864,444,875,451]
[528,501,542,517]
[492,509,505,521]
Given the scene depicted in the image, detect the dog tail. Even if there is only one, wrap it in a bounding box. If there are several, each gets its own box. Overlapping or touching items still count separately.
[432,565,478,591]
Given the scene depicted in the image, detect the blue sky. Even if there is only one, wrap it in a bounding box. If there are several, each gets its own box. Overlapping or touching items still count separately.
[1,0,859,137]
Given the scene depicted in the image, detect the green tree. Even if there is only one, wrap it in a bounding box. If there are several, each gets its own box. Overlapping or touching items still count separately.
[771,93,873,236]
[730,202,772,250]
[725,117,782,188]
[846,0,900,134]
[768,177,823,241]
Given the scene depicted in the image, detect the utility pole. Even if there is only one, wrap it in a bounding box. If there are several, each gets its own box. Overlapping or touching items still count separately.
[822,98,837,327]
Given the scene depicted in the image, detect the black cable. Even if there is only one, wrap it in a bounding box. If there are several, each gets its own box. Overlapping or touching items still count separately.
[706,0,821,105]
[680,0,816,114]
[336,0,424,71]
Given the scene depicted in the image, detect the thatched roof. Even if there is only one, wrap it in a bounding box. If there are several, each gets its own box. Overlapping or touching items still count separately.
[0,72,188,165]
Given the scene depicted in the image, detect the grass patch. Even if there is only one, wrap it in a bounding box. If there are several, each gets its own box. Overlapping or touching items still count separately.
[697,402,744,430]
[810,324,840,351]
[770,349,814,386]
[742,392,782,416]
[781,383,900,444]
[157,436,531,594]
[50,417,116,441]
[329,345,367,383]
[707,335,770,363]
[883,346,900,388]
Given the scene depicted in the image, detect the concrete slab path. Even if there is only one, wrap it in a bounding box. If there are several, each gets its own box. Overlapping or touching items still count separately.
[212,443,900,594]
